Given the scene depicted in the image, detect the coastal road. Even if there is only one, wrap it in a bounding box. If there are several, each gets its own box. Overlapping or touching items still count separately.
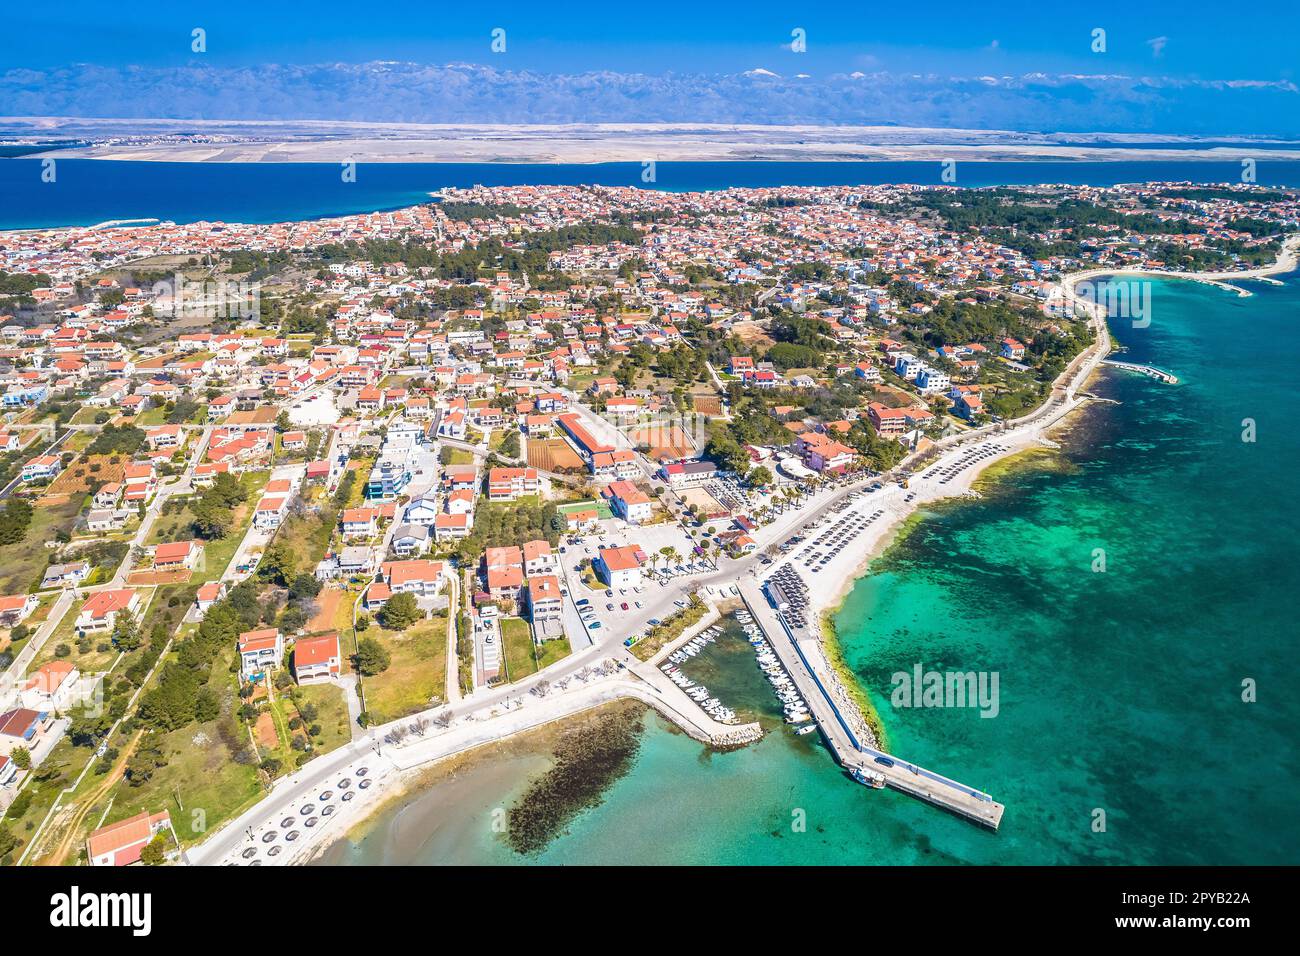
[189,298,1119,864]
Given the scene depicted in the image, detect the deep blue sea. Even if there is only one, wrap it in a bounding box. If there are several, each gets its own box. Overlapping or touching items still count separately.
[2,158,1299,229]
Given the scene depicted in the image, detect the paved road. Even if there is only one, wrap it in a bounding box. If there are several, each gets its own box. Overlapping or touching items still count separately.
[0,590,75,703]
[0,427,72,500]
[188,308,1117,864]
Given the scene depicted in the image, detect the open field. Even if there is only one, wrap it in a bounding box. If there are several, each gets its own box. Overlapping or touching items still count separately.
[126,569,191,586]
[677,487,729,517]
[628,424,696,460]
[500,616,536,681]
[101,719,263,844]
[0,497,82,595]
[146,499,199,545]
[308,587,344,634]
[360,612,448,724]
[44,454,125,499]
[691,395,724,417]
[527,438,584,473]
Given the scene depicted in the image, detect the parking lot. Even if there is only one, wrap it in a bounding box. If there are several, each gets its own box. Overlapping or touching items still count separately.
[225,762,376,865]
[555,518,715,647]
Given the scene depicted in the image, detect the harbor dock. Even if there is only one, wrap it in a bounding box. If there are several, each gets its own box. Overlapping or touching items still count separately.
[1101,359,1179,384]
[737,580,1005,830]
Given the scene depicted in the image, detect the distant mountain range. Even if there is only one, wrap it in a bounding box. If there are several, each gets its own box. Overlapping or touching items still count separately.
[2,62,1297,136]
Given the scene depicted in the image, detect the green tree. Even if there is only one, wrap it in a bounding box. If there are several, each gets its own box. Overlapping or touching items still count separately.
[111,611,143,652]
[289,573,322,601]
[258,539,298,587]
[140,833,168,866]
[380,592,421,630]
[354,636,391,676]
[10,746,30,771]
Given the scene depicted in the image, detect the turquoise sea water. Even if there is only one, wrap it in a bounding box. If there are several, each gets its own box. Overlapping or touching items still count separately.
[4,159,1300,229]
[321,271,1300,865]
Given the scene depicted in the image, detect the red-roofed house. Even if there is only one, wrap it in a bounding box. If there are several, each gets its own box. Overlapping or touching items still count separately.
[487,467,540,502]
[86,810,173,867]
[152,540,203,572]
[594,545,647,589]
[293,632,342,685]
[76,589,139,636]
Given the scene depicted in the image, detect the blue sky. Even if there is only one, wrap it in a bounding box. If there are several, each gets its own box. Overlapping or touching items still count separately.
[3,1,1298,134]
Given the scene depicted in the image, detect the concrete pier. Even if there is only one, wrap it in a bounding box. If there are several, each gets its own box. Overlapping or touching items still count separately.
[738,582,1005,830]
[1101,359,1179,384]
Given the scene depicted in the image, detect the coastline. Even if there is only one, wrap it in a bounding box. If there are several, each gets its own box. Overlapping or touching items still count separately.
[291,234,1300,862]
[807,234,1299,760]
[13,121,1300,165]
[192,234,1298,867]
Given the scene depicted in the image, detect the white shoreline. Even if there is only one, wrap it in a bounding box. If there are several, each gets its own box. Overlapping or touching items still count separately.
[11,121,1300,165]
[188,235,1297,867]
[802,232,1299,663]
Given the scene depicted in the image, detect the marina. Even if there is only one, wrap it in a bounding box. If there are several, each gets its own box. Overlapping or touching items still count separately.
[738,579,1006,830]
[660,626,739,724]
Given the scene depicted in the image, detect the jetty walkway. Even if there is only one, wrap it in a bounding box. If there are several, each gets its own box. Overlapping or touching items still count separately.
[1101,359,1179,384]
[737,581,1005,830]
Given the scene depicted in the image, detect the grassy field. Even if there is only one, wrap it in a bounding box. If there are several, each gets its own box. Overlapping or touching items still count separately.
[103,717,263,845]
[146,500,199,546]
[360,611,448,724]
[130,407,168,426]
[501,617,571,681]
[0,497,83,595]
[446,448,475,466]
[287,682,353,756]
[500,616,536,680]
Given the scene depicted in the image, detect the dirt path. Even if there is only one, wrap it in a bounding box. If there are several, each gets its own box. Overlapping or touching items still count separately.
[34,730,144,867]
[308,587,343,633]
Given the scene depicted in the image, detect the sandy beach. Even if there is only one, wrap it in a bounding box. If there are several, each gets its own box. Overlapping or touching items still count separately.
[12,118,1300,165]
[781,234,1299,751]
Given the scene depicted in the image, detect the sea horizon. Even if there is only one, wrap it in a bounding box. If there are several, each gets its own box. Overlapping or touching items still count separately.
[4,157,1300,231]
